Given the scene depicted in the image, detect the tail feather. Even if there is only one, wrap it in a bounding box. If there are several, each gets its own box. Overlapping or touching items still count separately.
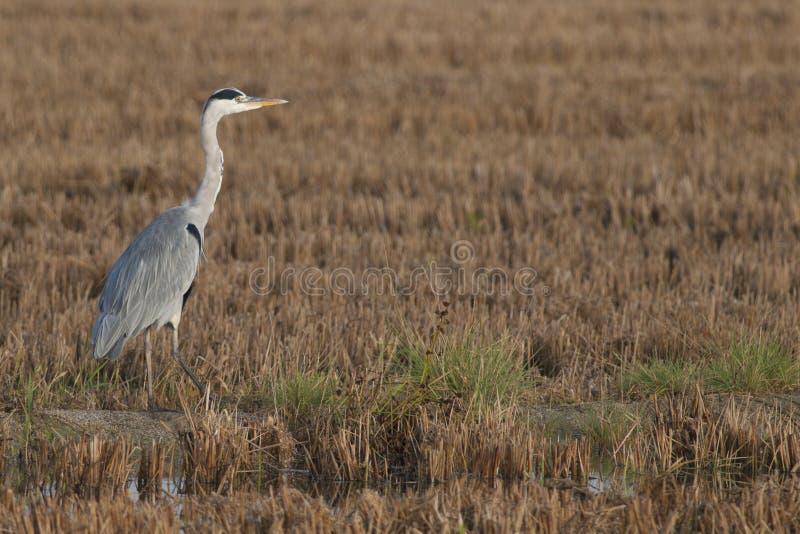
[91,313,128,361]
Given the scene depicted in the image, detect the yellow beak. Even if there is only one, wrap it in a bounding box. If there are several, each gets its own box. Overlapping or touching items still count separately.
[243,97,289,110]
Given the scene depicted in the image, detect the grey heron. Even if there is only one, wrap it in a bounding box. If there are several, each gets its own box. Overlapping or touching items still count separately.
[91,88,287,408]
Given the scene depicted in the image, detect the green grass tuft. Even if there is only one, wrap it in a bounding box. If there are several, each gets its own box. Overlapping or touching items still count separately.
[395,335,531,407]
[268,372,339,418]
[622,359,699,396]
[623,338,800,397]
[705,339,800,393]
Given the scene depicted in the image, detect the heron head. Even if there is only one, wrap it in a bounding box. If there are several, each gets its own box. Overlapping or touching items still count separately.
[201,88,287,122]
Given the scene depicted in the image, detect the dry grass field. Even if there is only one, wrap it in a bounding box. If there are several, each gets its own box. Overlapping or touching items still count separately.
[3,0,800,530]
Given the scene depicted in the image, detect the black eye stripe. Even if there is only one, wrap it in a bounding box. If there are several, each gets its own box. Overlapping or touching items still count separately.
[202,88,246,115]
[210,88,245,101]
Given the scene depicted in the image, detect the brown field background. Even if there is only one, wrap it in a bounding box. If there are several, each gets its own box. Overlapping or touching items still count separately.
[3,0,800,530]
[2,0,800,464]
[3,0,800,407]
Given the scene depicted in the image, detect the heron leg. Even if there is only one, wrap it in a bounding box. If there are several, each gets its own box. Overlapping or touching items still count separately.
[171,327,214,400]
[144,329,156,410]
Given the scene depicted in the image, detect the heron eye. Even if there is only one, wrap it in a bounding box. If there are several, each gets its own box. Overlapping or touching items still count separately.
[234,95,245,103]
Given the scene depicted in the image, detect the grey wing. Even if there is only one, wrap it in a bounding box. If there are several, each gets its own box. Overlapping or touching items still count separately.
[92,211,201,360]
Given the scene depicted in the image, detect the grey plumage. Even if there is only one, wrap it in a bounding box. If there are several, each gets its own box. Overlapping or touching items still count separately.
[92,206,201,361]
[90,88,287,405]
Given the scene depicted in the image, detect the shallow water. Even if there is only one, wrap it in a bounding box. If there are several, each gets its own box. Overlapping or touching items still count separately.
[119,466,630,506]
[127,478,183,502]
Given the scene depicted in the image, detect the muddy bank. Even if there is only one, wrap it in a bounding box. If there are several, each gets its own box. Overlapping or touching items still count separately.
[2,392,798,448]
[0,408,269,447]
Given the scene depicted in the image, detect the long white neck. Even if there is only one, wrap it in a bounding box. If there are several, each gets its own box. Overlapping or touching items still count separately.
[191,112,224,227]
